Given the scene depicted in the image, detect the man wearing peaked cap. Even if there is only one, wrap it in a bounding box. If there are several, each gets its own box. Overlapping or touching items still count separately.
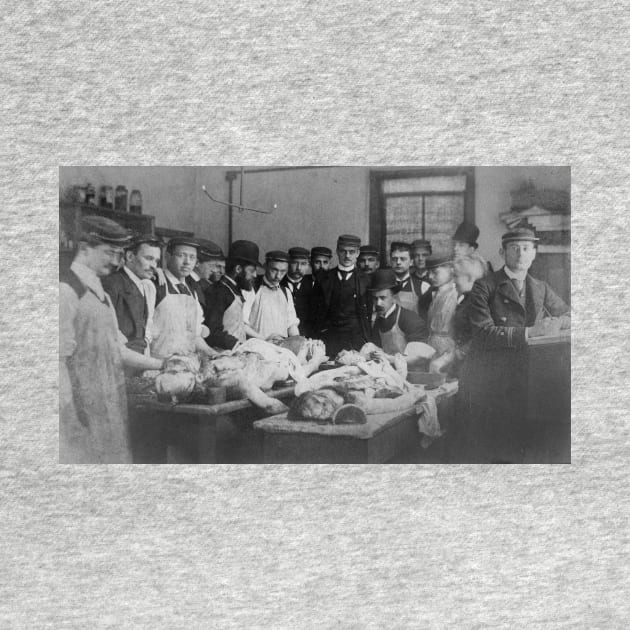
[368,269,429,367]
[281,247,319,337]
[102,232,163,356]
[247,250,300,341]
[312,234,372,356]
[463,226,570,463]
[60,217,164,463]
[424,254,459,357]
[310,246,333,275]
[204,240,261,350]
[358,244,380,276]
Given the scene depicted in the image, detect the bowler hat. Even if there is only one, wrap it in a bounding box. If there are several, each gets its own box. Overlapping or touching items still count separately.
[502,227,539,243]
[337,234,361,248]
[411,239,432,253]
[167,236,199,252]
[80,215,130,246]
[453,221,480,246]
[368,269,400,293]
[266,250,290,263]
[288,247,310,260]
[197,238,224,262]
[425,255,454,270]
[228,240,261,267]
[311,246,332,259]
[359,244,379,257]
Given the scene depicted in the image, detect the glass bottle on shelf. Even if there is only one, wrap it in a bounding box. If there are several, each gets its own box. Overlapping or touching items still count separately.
[114,185,128,212]
[99,185,114,209]
[129,189,142,215]
[85,183,96,206]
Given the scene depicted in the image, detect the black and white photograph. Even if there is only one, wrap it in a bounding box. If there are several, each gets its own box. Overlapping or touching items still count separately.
[59,165,571,464]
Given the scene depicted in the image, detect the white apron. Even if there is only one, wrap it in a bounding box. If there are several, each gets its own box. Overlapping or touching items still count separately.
[150,293,203,358]
[395,279,419,315]
[378,308,408,355]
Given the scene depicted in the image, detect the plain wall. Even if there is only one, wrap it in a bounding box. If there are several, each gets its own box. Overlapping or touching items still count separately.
[230,167,370,263]
[474,165,571,269]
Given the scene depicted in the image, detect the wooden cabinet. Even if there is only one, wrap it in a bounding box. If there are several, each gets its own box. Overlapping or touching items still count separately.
[59,202,155,272]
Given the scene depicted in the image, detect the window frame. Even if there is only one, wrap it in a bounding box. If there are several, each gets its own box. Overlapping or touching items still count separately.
[369,167,475,262]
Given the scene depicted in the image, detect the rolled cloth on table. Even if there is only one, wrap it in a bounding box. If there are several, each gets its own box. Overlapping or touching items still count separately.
[417,393,441,447]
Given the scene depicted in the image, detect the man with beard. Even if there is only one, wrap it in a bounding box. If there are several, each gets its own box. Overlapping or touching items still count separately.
[314,234,371,357]
[248,250,300,341]
[60,216,164,463]
[204,240,261,350]
[102,233,162,355]
[310,246,332,277]
[281,246,318,337]
[357,244,380,276]
[368,269,428,366]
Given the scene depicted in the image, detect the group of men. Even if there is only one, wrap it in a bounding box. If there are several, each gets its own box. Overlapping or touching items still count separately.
[60,214,569,464]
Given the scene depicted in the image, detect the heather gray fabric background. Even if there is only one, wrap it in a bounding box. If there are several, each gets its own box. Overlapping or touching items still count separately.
[1,1,629,628]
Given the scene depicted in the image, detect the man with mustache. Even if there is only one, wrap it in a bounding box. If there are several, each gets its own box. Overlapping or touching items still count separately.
[281,246,318,337]
[102,233,162,356]
[204,240,261,350]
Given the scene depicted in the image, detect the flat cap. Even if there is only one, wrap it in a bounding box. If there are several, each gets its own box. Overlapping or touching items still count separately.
[337,234,361,248]
[265,250,290,263]
[359,244,379,257]
[411,239,432,252]
[127,233,162,250]
[197,238,225,262]
[310,246,332,259]
[502,227,539,243]
[80,215,130,246]
[426,254,454,270]
[288,247,310,260]
[167,236,199,251]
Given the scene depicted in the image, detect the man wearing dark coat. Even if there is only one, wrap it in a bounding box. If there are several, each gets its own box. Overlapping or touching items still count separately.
[281,246,319,337]
[464,227,570,463]
[102,234,162,355]
[313,234,372,357]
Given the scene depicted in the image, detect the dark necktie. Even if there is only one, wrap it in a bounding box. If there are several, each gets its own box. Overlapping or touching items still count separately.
[339,270,351,281]
[178,283,192,296]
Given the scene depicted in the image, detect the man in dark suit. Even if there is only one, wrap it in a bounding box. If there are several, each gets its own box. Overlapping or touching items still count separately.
[282,247,318,337]
[464,227,570,463]
[191,238,225,296]
[102,234,162,355]
[313,234,372,357]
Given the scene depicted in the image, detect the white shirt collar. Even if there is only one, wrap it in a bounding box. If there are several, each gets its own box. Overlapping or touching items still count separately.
[164,268,187,287]
[189,270,200,282]
[396,272,410,283]
[380,303,397,319]
[337,264,355,272]
[263,276,281,290]
[70,261,105,301]
[123,265,146,295]
[503,265,527,282]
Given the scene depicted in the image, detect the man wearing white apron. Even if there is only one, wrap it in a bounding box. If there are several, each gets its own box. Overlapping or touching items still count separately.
[368,269,430,368]
[390,242,428,316]
[204,240,261,350]
[151,237,216,359]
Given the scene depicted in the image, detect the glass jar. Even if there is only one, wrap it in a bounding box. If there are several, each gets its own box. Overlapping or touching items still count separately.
[85,183,96,206]
[129,189,142,215]
[114,185,128,212]
[99,185,114,209]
